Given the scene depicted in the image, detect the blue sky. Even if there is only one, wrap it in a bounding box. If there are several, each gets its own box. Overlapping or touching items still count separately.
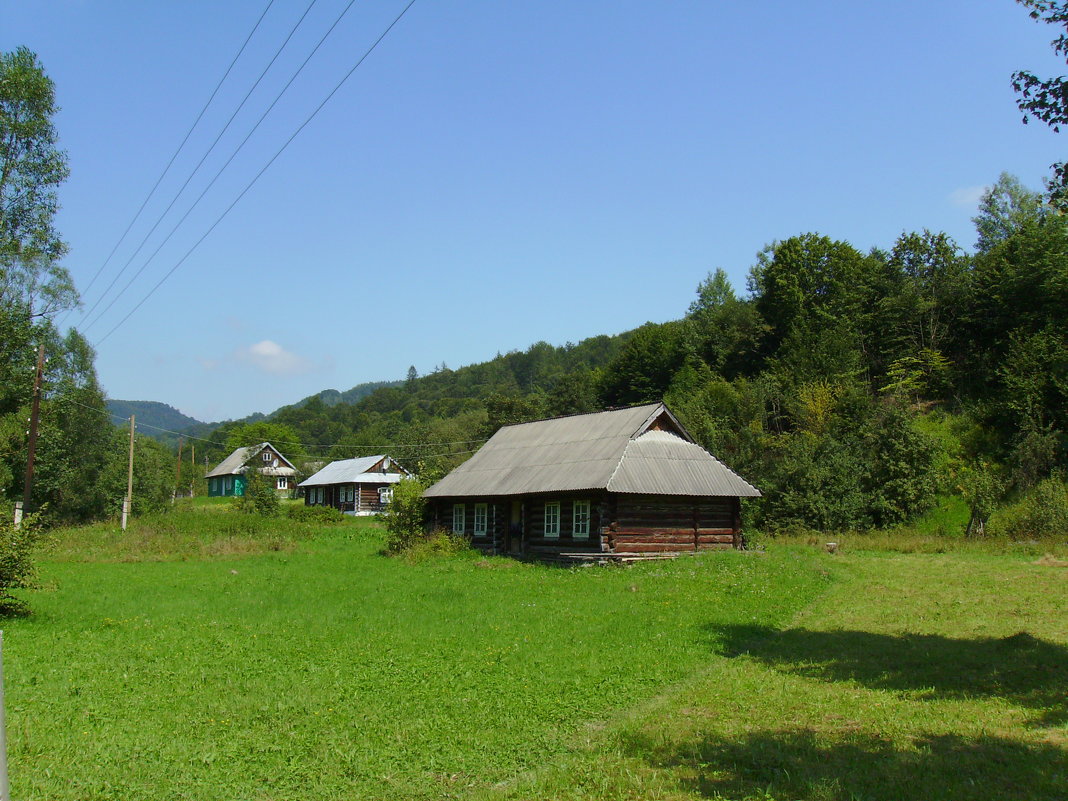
[3,1,1063,421]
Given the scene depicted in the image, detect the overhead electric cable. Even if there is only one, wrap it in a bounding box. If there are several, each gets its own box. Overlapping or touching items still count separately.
[83,0,360,335]
[91,0,418,346]
[55,0,279,334]
[78,0,321,330]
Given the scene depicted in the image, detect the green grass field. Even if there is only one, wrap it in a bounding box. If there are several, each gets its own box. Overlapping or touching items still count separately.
[5,512,1066,800]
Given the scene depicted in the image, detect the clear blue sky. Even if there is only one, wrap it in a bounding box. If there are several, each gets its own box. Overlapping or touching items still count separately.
[3,1,1063,422]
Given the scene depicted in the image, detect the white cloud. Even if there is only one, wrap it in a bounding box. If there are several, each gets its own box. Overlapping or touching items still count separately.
[949,185,988,207]
[235,340,313,376]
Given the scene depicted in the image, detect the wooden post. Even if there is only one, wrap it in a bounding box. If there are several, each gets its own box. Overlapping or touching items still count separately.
[21,343,46,515]
[174,438,184,501]
[122,415,135,531]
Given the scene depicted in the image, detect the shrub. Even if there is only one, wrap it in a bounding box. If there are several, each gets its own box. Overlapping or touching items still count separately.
[285,504,345,523]
[401,528,474,562]
[233,470,279,517]
[988,476,1068,540]
[383,478,429,553]
[0,512,44,615]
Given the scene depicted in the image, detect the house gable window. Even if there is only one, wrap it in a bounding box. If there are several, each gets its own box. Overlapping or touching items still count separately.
[452,504,466,534]
[573,500,590,538]
[473,503,488,536]
[544,501,560,538]
[262,451,271,462]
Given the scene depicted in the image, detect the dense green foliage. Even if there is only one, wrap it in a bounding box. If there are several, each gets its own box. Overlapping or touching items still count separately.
[382,476,432,553]
[184,173,1067,537]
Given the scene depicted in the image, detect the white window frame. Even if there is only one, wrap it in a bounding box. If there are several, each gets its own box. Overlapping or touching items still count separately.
[379,487,393,505]
[473,503,488,536]
[572,499,590,539]
[452,504,466,534]
[262,451,271,462]
[276,476,288,490]
[544,501,560,538]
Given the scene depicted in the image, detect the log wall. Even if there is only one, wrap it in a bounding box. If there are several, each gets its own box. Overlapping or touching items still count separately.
[430,493,744,558]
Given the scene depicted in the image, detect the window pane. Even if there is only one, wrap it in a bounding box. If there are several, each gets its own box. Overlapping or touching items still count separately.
[573,500,590,538]
[474,503,487,535]
[452,504,465,534]
[544,502,560,538]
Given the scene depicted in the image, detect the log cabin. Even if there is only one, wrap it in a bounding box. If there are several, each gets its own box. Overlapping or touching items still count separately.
[299,455,410,515]
[423,402,760,561]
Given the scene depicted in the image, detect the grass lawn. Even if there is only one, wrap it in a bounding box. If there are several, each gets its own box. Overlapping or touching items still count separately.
[5,514,1066,800]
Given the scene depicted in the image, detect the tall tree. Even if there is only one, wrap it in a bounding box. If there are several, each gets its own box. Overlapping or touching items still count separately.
[0,47,75,318]
[1012,0,1068,208]
[972,173,1049,252]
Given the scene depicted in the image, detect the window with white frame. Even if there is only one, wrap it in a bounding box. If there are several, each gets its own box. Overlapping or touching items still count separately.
[378,487,393,505]
[452,504,466,534]
[262,451,271,462]
[474,503,488,536]
[572,500,590,538]
[276,476,288,490]
[544,501,560,538]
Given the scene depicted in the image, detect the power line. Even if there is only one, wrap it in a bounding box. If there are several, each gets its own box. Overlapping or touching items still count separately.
[83,0,361,335]
[92,0,418,346]
[56,0,279,334]
[78,0,322,331]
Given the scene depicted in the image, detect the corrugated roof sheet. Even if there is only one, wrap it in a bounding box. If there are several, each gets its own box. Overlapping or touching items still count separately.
[298,456,409,487]
[424,403,760,499]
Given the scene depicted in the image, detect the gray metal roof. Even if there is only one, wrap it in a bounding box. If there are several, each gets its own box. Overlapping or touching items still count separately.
[204,443,297,478]
[424,403,760,499]
[298,455,410,487]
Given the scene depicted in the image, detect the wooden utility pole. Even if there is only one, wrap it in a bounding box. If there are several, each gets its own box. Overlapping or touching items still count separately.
[121,416,135,531]
[175,438,184,500]
[20,343,46,519]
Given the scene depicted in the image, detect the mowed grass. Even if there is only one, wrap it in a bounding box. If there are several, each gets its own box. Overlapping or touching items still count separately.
[5,521,830,800]
[497,550,1068,800]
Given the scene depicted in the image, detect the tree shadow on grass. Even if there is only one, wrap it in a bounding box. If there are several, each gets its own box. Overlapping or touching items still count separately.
[713,625,1068,726]
[626,728,1068,801]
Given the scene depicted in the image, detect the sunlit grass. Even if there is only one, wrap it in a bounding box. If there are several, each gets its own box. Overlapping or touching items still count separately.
[7,527,829,800]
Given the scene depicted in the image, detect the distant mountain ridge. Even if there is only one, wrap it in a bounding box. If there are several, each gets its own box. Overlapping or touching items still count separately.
[107,379,404,444]
[105,400,205,433]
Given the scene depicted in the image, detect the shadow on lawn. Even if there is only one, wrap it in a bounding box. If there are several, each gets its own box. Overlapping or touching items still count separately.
[626,728,1068,801]
[713,625,1068,726]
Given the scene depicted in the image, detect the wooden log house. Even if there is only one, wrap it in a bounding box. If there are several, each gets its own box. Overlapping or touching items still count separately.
[299,455,410,515]
[423,402,760,561]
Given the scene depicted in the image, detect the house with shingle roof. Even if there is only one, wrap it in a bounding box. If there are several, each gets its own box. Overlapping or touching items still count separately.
[423,402,760,560]
[205,442,298,497]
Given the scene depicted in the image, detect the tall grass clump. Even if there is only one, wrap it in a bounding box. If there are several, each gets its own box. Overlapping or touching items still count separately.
[988,475,1068,540]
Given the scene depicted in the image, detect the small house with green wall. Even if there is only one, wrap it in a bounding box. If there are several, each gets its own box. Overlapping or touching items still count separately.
[205,442,298,497]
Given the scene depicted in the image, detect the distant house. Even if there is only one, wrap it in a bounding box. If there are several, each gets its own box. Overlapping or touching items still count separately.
[423,402,760,560]
[299,455,410,515]
[205,442,298,497]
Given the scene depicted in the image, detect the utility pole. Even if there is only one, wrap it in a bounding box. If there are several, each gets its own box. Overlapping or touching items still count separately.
[18,343,47,527]
[121,416,134,531]
[174,438,183,501]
